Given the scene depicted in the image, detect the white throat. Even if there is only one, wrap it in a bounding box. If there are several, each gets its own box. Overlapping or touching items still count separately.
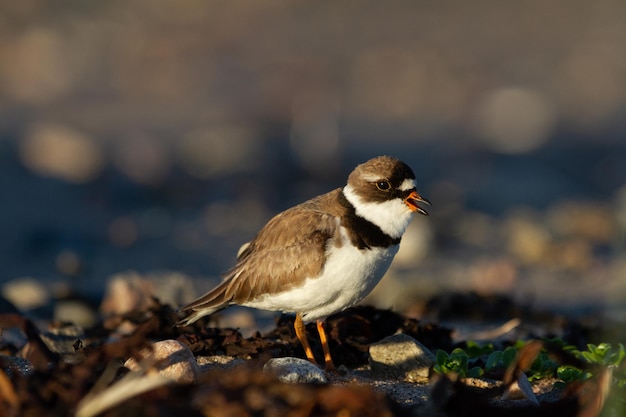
[343,183,415,239]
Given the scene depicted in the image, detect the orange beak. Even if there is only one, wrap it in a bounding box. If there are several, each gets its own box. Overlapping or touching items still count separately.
[404,191,431,216]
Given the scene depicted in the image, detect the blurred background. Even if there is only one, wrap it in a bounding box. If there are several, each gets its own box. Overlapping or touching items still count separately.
[0,1,625,330]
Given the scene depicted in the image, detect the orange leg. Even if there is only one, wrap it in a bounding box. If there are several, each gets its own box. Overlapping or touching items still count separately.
[316,320,337,372]
[294,313,318,365]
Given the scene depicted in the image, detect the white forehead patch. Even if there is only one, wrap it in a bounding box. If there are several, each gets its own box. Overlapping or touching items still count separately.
[360,173,381,182]
[399,178,416,191]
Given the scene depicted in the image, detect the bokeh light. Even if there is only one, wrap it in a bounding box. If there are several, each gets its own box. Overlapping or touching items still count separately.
[0,0,625,327]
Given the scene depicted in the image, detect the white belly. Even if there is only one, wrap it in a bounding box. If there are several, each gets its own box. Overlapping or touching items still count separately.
[243,226,399,322]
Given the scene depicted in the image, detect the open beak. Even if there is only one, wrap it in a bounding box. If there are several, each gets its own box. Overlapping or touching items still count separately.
[404,191,431,216]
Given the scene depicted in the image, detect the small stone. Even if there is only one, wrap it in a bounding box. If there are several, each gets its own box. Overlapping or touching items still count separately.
[1,277,50,311]
[100,272,154,316]
[41,324,85,354]
[196,355,246,374]
[263,357,328,384]
[124,340,199,384]
[369,333,435,383]
[54,299,97,328]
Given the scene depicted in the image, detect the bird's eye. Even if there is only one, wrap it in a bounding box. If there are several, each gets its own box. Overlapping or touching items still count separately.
[376,180,391,191]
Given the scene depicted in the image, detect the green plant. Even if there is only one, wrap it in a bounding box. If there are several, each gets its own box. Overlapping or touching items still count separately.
[433,348,484,378]
[433,340,626,389]
[579,343,625,367]
[464,340,494,358]
[555,343,625,386]
[527,350,559,381]
[484,346,517,373]
[432,339,626,417]
[555,365,589,385]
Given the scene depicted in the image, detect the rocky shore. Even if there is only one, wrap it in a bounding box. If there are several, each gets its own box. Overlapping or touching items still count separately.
[0,274,619,417]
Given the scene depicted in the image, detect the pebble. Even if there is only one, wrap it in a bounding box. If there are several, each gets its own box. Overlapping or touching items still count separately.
[196,355,247,374]
[41,324,85,354]
[54,299,97,328]
[100,273,154,316]
[1,278,50,311]
[124,339,199,384]
[263,357,328,384]
[368,333,435,383]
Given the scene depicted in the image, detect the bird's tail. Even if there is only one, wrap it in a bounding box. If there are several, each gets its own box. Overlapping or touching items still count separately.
[175,284,231,327]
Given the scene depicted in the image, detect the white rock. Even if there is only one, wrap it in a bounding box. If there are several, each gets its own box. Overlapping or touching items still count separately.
[124,339,199,384]
[2,277,49,310]
[263,357,328,384]
[54,299,97,328]
[369,333,435,383]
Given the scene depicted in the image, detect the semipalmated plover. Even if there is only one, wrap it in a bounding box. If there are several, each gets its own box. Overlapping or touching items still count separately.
[178,156,430,370]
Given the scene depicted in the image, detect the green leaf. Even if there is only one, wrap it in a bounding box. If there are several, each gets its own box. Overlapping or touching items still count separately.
[607,343,625,366]
[436,349,449,366]
[433,363,444,375]
[467,366,484,378]
[485,351,503,371]
[557,365,583,383]
[453,349,469,372]
[503,347,518,367]
[527,351,558,381]
[451,347,468,356]
[581,350,600,363]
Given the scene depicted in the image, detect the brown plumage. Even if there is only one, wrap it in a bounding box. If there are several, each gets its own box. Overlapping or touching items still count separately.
[178,189,345,325]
